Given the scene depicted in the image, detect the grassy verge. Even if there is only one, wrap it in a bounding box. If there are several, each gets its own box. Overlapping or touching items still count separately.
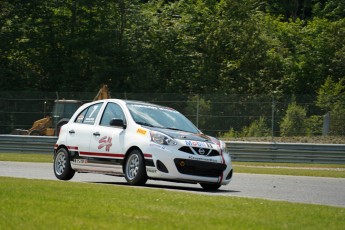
[1,177,344,229]
[233,162,345,178]
[0,153,53,163]
[1,153,345,178]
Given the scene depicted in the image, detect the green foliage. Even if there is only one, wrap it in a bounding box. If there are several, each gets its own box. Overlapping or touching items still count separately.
[220,128,239,139]
[264,0,313,21]
[1,0,345,137]
[313,0,345,20]
[280,102,307,136]
[316,77,345,111]
[305,115,323,136]
[329,103,345,135]
[1,0,344,96]
[221,117,270,138]
[242,117,270,137]
[316,77,345,135]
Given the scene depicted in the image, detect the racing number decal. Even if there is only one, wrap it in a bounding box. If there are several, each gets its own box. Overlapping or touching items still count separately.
[98,136,112,152]
[88,105,98,118]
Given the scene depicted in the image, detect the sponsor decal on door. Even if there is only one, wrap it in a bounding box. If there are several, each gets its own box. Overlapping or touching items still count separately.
[98,136,112,152]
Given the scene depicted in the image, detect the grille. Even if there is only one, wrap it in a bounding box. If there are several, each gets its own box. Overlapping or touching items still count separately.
[174,159,226,177]
[178,146,219,156]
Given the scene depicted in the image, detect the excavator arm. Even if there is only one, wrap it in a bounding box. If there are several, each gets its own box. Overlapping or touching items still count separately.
[93,84,111,101]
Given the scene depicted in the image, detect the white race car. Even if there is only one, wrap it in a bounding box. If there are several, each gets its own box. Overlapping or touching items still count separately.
[53,99,233,190]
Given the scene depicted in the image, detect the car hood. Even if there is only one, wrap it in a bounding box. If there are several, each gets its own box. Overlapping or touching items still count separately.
[148,127,215,143]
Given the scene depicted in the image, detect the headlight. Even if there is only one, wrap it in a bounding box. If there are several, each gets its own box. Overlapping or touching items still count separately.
[219,140,231,156]
[150,131,177,146]
[219,140,227,152]
[209,136,227,152]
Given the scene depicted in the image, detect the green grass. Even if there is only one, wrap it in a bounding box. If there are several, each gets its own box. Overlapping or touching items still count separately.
[1,153,345,178]
[0,153,53,163]
[233,162,345,178]
[0,177,344,230]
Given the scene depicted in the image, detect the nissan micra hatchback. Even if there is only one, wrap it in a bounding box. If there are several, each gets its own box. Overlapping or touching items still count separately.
[54,99,233,190]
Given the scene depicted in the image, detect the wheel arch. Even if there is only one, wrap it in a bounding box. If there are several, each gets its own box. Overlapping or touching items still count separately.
[55,118,70,136]
[55,144,70,155]
[55,144,78,161]
[122,146,144,172]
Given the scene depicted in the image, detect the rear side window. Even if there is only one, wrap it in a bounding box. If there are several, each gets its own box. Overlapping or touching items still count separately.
[75,103,103,125]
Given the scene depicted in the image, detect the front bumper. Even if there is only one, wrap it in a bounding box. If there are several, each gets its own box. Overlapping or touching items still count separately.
[174,158,226,177]
[142,142,233,185]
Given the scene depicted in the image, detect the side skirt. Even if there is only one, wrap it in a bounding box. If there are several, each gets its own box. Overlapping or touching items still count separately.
[71,157,124,176]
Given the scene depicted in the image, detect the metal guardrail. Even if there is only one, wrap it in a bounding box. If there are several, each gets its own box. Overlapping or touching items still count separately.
[0,135,345,164]
[228,141,345,164]
[0,135,57,154]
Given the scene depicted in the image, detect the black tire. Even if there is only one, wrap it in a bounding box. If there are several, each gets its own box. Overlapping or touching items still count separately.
[56,120,68,136]
[54,148,75,180]
[124,149,148,185]
[200,183,221,191]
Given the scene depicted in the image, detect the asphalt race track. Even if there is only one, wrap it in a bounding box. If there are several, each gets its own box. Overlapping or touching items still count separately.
[1,161,345,208]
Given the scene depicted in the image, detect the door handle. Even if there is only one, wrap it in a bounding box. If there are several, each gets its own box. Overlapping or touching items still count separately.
[93,132,100,136]
[69,130,75,134]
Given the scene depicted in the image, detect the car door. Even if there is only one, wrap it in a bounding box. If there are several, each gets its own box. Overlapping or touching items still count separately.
[66,102,104,155]
[88,102,127,160]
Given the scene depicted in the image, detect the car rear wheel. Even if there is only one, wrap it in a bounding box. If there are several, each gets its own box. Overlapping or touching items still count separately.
[124,149,147,185]
[54,148,75,180]
[200,183,221,191]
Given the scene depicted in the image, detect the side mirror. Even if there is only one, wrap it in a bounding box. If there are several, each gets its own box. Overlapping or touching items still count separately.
[109,119,127,129]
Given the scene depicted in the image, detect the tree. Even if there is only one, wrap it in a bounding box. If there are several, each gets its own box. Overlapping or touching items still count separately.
[263,0,313,21]
[242,117,270,137]
[316,77,345,135]
[313,0,345,20]
[280,102,307,136]
[316,77,345,111]
[1,0,344,98]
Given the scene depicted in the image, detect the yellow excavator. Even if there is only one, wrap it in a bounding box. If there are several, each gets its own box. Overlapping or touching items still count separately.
[11,85,110,136]
[93,84,111,101]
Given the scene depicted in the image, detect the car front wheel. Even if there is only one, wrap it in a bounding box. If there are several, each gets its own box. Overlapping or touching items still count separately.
[124,149,147,185]
[200,183,221,191]
[54,148,75,180]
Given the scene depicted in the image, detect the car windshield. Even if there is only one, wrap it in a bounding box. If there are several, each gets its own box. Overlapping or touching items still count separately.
[127,103,200,134]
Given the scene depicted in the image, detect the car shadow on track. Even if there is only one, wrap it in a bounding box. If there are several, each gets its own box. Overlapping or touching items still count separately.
[90,181,240,194]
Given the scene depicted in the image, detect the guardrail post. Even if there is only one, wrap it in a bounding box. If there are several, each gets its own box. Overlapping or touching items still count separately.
[271,97,275,142]
[196,94,199,127]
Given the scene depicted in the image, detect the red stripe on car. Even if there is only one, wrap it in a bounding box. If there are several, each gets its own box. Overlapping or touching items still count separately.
[219,149,225,183]
[68,146,79,150]
[79,151,125,158]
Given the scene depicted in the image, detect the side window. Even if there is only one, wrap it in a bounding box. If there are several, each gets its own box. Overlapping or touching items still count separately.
[75,109,87,124]
[74,103,103,125]
[100,102,126,126]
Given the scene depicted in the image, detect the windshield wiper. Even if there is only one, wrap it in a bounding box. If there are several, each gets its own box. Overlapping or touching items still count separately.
[165,127,186,132]
[135,121,155,127]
